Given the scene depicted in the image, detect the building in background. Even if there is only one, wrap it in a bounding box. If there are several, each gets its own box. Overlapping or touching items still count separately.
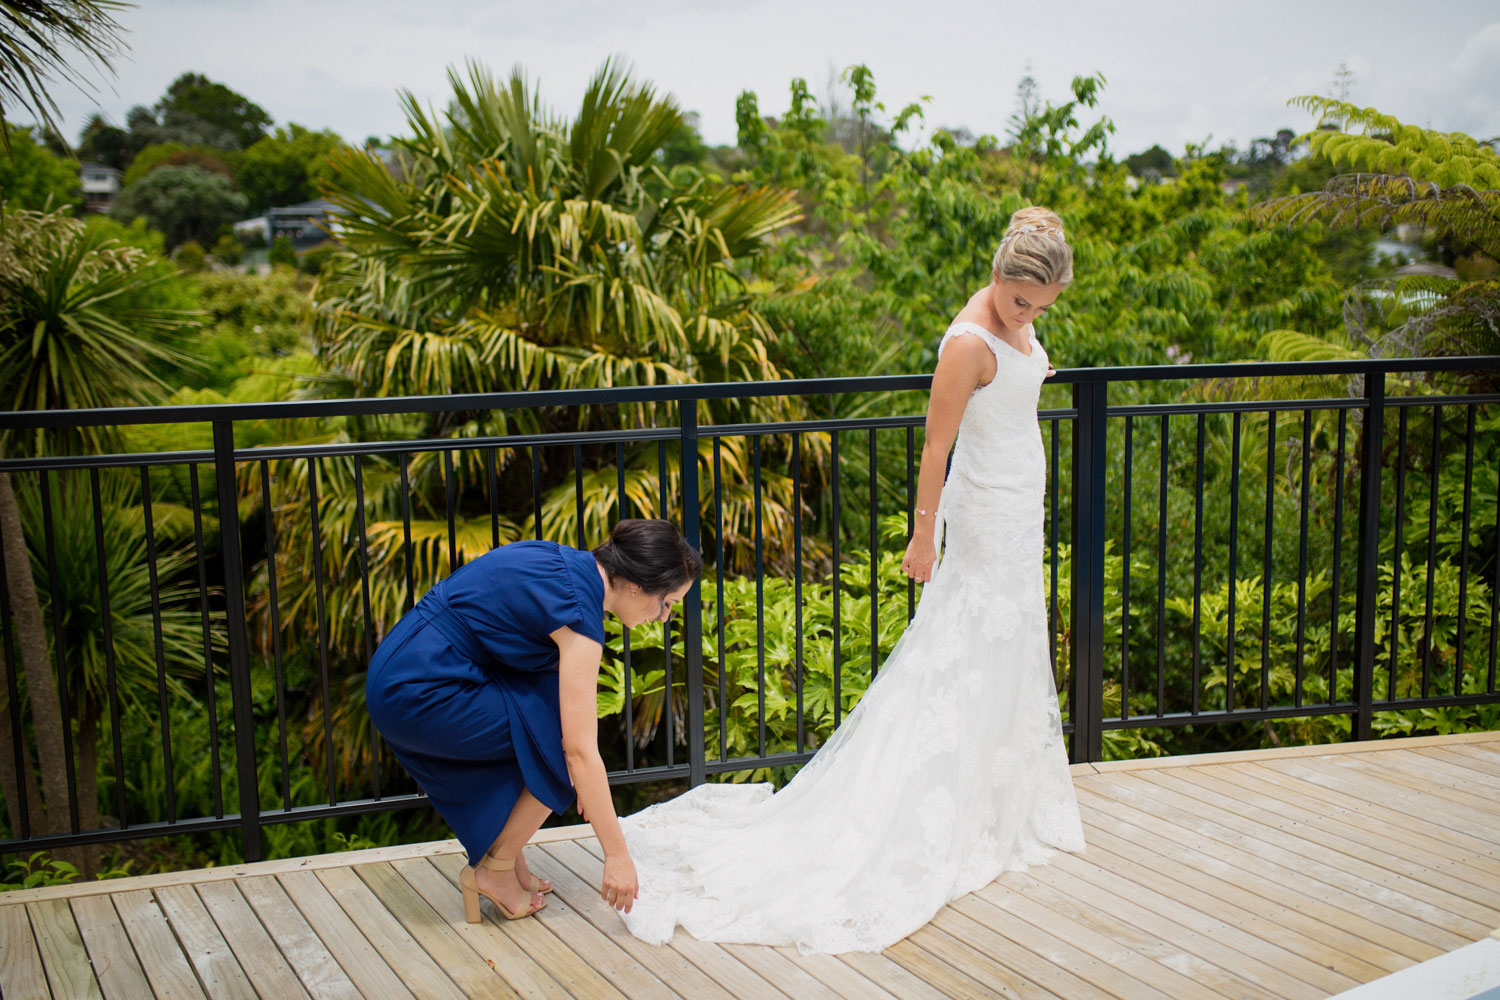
[79,162,121,213]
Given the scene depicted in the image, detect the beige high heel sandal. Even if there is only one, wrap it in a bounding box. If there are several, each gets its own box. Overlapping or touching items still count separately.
[459,854,545,923]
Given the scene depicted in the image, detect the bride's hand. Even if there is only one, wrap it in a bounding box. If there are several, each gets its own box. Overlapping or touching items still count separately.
[602,852,638,913]
[902,534,937,583]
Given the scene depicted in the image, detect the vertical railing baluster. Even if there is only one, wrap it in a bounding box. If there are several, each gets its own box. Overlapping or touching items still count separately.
[445,449,458,569]
[90,468,127,829]
[1330,409,1348,701]
[0,487,29,838]
[1391,407,1408,700]
[680,403,705,788]
[1070,380,1107,763]
[659,441,672,766]
[1295,411,1312,707]
[487,447,500,550]
[140,467,175,823]
[212,421,260,861]
[906,426,916,621]
[399,452,415,612]
[792,433,804,753]
[353,455,380,800]
[1455,404,1476,699]
[1050,420,1060,681]
[1353,376,1384,740]
[189,464,223,817]
[38,470,80,831]
[753,435,765,760]
[259,460,290,810]
[307,458,335,804]
[617,442,633,772]
[1157,416,1169,716]
[1226,412,1241,714]
[1262,411,1276,711]
[1121,415,1133,721]
[574,444,585,550]
[1190,415,1205,716]
[831,430,842,728]
[868,428,879,680]
[713,437,726,763]
[1422,407,1441,697]
[531,445,544,541]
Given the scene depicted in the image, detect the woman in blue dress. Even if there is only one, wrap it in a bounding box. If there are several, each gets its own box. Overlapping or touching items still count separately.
[366,519,700,922]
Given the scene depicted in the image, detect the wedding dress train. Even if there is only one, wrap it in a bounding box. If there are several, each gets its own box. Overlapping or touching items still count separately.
[619,321,1085,954]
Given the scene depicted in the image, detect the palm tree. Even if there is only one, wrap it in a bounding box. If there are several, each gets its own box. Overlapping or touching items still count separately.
[0,204,198,863]
[0,1,129,151]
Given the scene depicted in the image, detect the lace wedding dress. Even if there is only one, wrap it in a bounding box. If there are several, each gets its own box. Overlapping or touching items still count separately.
[619,321,1085,954]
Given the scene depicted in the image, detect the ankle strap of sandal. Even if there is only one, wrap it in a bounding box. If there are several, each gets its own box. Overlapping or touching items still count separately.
[478,853,516,871]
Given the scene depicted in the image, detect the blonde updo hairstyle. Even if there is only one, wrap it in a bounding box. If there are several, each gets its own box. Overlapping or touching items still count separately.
[992,206,1073,288]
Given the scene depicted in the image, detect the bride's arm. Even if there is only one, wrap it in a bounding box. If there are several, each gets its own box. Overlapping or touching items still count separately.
[902,335,988,582]
[556,625,638,912]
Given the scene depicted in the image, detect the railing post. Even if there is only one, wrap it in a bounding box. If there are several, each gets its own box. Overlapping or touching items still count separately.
[1353,375,1385,742]
[680,402,707,787]
[1070,380,1107,763]
[212,421,262,861]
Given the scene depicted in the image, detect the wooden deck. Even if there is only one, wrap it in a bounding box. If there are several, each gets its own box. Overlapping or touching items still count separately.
[3,732,1498,1000]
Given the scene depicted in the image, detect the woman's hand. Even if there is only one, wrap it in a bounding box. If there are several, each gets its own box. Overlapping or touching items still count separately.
[602,852,639,913]
[902,533,938,583]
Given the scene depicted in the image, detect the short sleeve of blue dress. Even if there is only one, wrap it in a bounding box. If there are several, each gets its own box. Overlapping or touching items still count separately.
[441,541,607,817]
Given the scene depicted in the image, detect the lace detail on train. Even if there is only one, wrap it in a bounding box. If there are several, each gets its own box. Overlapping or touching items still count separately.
[618,321,1085,954]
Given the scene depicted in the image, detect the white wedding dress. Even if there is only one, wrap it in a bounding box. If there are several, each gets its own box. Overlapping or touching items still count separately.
[619,321,1086,954]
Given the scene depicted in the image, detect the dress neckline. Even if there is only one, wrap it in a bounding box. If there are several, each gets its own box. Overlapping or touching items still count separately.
[948,320,1036,359]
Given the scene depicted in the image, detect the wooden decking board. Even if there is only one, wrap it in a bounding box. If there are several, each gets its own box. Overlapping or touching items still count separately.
[194,879,312,1000]
[1072,778,1466,953]
[552,838,796,1000]
[525,845,729,1000]
[7,736,1500,1000]
[1265,755,1500,850]
[932,901,1114,1000]
[1120,769,1492,941]
[112,888,210,1000]
[427,851,633,1000]
[1074,818,1414,978]
[152,884,258,1000]
[0,902,52,1000]
[351,862,524,1000]
[1149,766,1500,928]
[1233,759,1500,869]
[237,875,364,1000]
[1010,852,1335,998]
[1174,762,1500,905]
[69,893,154,1000]
[277,869,419,1000]
[29,897,104,1000]
[388,857,569,1000]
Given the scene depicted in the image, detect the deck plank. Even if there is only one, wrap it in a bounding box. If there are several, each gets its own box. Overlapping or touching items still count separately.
[237,875,363,1000]
[70,894,153,1000]
[313,865,470,1000]
[352,863,522,1000]
[277,869,418,1000]
[195,880,312,1000]
[0,902,51,1000]
[153,884,257,1000]
[929,902,1110,999]
[388,857,570,1000]
[886,934,1021,1000]
[112,889,208,1000]
[426,852,632,1000]
[553,838,795,1000]
[1424,743,1500,775]
[29,897,103,1000]
[1072,778,1467,952]
[837,951,955,1000]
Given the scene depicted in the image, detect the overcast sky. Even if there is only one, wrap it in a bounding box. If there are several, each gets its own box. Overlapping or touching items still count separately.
[48,0,1500,158]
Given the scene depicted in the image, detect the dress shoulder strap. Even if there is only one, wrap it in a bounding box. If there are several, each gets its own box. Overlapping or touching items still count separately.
[937,321,1005,359]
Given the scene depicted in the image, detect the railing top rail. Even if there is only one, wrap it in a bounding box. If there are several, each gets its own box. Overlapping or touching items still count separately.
[0,357,1496,432]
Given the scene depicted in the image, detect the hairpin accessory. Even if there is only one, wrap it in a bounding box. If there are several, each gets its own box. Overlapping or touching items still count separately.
[999,222,1065,247]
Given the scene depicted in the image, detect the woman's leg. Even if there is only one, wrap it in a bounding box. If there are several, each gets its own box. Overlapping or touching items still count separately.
[475,787,554,906]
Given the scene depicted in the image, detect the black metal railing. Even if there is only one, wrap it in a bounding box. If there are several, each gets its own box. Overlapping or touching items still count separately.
[0,357,1496,861]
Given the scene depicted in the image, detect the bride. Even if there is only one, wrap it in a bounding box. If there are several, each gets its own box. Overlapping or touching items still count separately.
[616,206,1086,955]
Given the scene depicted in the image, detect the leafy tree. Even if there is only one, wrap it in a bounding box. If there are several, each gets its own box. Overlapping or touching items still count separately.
[0,204,198,868]
[1124,144,1175,178]
[235,123,343,212]
[153,71,271,150]
[1007,72,1114,203]
[121,141,232,187]
[211,232,242,265]
[74,111,128,169]
[266,233,295,267]
[0,0,127,150]
[0,123,80,209]
[111,164,248,248]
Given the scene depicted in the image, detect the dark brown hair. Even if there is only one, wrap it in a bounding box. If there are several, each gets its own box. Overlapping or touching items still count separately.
[593,519,702,595]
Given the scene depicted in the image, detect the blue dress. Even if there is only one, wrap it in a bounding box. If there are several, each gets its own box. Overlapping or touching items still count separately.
[365,541,606,863]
